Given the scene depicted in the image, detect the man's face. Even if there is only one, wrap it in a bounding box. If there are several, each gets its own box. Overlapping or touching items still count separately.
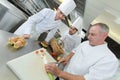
[87,25,106,46]
[69,26,77,35]
[55,9,65,20]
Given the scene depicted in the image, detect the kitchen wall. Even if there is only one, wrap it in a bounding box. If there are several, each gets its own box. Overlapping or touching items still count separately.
[84,0,120,30]
[83,0,120,44]
[0,0,27,32]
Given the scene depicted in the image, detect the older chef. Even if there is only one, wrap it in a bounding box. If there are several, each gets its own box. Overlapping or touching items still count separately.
[14,0,76,41]
[45,23,119,80]
[60,17,83,54]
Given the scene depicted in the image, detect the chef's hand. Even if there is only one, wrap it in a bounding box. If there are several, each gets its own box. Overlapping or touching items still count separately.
[23,34,30,39]
[45,63,62,76]
[59,52,74,65]
[58,57,69,65]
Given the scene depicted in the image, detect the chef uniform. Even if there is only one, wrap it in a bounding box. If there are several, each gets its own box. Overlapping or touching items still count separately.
[14,0,76,41]
[64,41,118,80]
[61,17,83,54]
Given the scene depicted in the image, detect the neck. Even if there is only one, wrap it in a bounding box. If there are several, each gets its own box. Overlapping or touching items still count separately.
[92,41,105,46]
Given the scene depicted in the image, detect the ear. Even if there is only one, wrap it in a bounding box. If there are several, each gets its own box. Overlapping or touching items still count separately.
[102,32,108,39]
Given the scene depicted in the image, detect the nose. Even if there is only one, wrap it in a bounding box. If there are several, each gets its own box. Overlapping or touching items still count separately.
[59,14,65,19]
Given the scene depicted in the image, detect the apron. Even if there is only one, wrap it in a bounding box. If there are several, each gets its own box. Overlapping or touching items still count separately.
[30,25,40,40]
[63,34,76,53]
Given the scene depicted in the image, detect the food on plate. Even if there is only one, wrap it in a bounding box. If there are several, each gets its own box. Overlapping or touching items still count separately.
[50,38,64,57]
[8,36,26,49]
[35,50,39,54]
[51,52,57,58]
[40,41,48,48]
[35,48,47,58]
[57,56,62,61]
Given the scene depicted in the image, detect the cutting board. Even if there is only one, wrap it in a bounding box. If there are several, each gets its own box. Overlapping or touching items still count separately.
[7,48,56,80]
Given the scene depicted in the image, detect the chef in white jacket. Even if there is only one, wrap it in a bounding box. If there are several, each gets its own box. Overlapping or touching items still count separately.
[60,17,83,54]
[45,23,119,80]
[14,0,76,41]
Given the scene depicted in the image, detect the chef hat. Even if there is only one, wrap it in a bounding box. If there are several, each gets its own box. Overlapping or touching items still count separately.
[58,0,76,16]
[72,17,83,30]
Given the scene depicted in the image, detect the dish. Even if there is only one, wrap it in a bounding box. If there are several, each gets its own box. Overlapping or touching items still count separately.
[8,36,26,49]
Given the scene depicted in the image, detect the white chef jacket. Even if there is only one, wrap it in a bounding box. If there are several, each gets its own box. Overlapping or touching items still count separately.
[64,41,119,80]
[61,31,81,54]
[14,8,62,40]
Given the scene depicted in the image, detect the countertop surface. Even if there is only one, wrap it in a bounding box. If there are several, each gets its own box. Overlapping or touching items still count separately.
[0,30,41,80]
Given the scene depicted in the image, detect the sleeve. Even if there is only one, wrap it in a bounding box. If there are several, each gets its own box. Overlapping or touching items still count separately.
[19,8,51,34]
[74,36,81,48]
[45,21,63,42]
[84,56,119,80]
[27,8,50,24]
[45,27,58,42]
[71,44,81,54]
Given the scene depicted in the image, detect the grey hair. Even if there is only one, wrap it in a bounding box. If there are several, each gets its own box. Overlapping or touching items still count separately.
[92,23,109,33]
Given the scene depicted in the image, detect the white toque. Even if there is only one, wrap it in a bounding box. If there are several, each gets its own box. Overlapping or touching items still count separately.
[58,0,76,16]
[72,17,83,30]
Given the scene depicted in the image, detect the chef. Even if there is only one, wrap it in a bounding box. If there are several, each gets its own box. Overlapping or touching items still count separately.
[14,0,76,41]
[60,17,83,55]
[45,23,119,80]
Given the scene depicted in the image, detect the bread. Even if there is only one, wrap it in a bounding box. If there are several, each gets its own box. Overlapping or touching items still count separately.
[8,36,26,49]
[50,38,64,56]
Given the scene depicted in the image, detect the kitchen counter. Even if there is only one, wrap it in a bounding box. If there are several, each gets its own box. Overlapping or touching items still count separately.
[0,30,41,80]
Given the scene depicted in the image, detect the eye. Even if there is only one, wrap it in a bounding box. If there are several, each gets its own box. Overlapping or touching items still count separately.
[91,33,96,36]
[88,33,95,36]
[60,11,65,16]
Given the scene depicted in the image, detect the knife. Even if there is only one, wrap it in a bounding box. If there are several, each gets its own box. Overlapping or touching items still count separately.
[54,62,65,70]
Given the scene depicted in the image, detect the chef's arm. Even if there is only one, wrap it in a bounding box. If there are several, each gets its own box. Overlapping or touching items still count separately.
[59,52,74,65]
[62,45,80,64]
[28,8,50,24]
[23,8,49,35]
[14,8,49,37]
[45,28,57,42]
[45,63,85,80]
[58,71,85,80]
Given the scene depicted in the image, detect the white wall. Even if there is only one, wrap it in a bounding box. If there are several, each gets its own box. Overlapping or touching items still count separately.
[83,0,120,43]
[83,0,120,30]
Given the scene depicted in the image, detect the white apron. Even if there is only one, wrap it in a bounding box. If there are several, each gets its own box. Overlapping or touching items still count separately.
[30,25,40,40]
[61,31,81,54]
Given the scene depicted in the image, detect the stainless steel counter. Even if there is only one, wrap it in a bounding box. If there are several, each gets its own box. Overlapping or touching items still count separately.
[0,30,41,80]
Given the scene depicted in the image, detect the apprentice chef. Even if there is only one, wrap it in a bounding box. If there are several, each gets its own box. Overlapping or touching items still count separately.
[60,17,83,54]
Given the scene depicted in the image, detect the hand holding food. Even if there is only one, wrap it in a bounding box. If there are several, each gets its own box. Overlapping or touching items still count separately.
[35,48,54,80]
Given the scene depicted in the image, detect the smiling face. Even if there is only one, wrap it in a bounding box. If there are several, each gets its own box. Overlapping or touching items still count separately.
[69,26,78,35]
[87,24,108,46]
